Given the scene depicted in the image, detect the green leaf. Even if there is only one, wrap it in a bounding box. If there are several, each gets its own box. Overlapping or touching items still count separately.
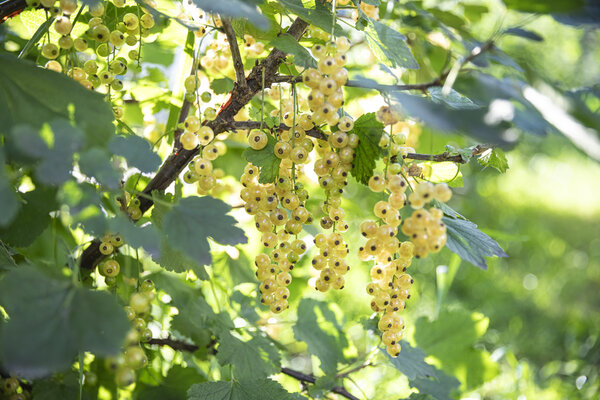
[477,148,509,173]
[210,77,235,95]
[152,272,233,342]
[364,18,418,69]
[383,341,437,380]
[0,241,17,272]
[277,0,345,36]
[443,216,508,270]
[78,148,121,189]
[429,88,480,110]
[135,365,206,400]
[162,197,246,266]
[108,135,162,173]
[18,17,54,59]
[189,0,269,29]
[243,133,281,183]
[108,215,161,259]
[410,365,461,400]
[216,332,281,381]
[0,53,114,147]
[12,120,85,185]
[0,186,58,247]
[349,113,385,185]
[0,147,19,227]
[503,0,584,13]
[293,298,346,374]
[444,145,474,163]
[503,27,544,41]
[271,34,317,69]
[212,250,256,286]
[188,378,305,400]
[414,309,498,390]
[0,267,129,379]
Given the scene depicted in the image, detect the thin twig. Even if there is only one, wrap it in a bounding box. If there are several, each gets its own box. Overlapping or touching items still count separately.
[281,368,360,400]
[336,362,374,379]
[401,144,495,164]
[221,17,247,88]
[145,338,359,400]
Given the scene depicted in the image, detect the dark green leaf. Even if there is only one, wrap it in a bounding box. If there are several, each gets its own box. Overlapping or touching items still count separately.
[271,34,317,69]
[477,148,509,173]
[109,135,162,173]
[216,332,281,381]
[0,186,58,247]
[410,365,461,400]
[162,197,246,266]
[135,365,205,400]
[0,241,16,272]
[0,267,129,379]
[277,0,345,36]
[293,298,345,374]
[383,340,437,380]
[108,215,161,259]
[349,113,385,185]
[391,92,510,144]
[0,148,19,227]
[504,27,544,41]
[212,250,256,286]
[364,18,418,69]
[210,77,235,95]
[444,216,507,269]
[429,87,480,110]
[188,378,305,400]
[243,133,281,183]
[0,53,114,147]
[190,0,269,29]
[78,148,121,189]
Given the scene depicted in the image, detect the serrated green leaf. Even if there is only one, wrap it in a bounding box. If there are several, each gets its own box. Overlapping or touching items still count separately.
[108,215,161,259]
[293,298,345,374]
[477,148,509,173]
[0,53,114,147]
[0,186,58,247]
[414,309,498,390]
[216,332,281,381]
[349,113,385,185]
[0,148,19,227]
[12,120,84,185]
[190,0,269,29]
[383,341,437,380]
[212,251,256,286]
[243,133,281,183]
[444,216,507,270]
[109,135,162,173]
[162,197,246,266]
[429,87,480,110]
[0,267,129,379]
[210,77,235,95]
[277,0,345,36]
[188,378,305,400]
[271,34,317,69]
[78,148,121,189]
[365,18,418,69]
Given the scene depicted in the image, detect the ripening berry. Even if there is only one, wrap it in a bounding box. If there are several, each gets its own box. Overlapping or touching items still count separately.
[433,183,452,202]
[318,56,338,74]
[248,131,268,150]
[180,132,198,150]
[303,68,322,89]
[415,181,435,202]
[99,241,114,255]
[123,13,139,30]
[115,368,136,387]
[41,43,60,59]
[140,13,155,29]
[102,259,120,277]
[129,293,150,314]
[368,174,386,192]
[312,43,327,59]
